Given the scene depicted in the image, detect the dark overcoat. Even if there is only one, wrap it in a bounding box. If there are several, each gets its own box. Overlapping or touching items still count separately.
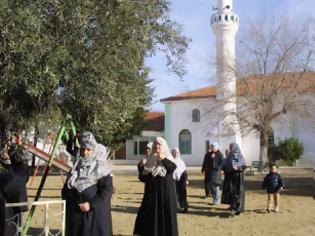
[1,160,28,236]
[62,174,113,236]
[201,150,224,185]
[134,159,178,236]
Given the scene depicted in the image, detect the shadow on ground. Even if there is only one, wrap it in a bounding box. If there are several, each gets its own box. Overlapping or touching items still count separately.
[187,169,313,197]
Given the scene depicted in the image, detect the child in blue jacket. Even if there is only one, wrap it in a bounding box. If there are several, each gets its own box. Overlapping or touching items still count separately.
[262,163,284,213]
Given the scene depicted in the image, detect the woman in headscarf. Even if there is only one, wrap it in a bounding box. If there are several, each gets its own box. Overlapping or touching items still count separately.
[62,131,113,236]
[221,142,246,215]
[172,148,189,213]
[134,137,178,236]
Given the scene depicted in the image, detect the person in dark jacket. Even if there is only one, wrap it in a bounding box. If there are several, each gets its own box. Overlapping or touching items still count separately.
[62,131,113,236]
[134,137,178,236]
[0,156,12,236]
[221,142,246,215]
[262,163,284,213]
[201,142,224,205]
[0,144,29,236]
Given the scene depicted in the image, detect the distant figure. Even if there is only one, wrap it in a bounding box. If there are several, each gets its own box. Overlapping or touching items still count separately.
[134,137,178,236]
[221,142,246,215]
[62,131,113,236]
[172,148,189,213]
[262,163,284,213]
[201,142,224,205]
[141,141,153,167]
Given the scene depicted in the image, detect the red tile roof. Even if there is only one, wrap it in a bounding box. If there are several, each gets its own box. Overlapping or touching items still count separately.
[145,112,164,131]
[160,86,217,102]
[160,71,315,102]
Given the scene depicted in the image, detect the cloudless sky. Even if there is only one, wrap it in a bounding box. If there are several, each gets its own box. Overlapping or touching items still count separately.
[145,0,314,111]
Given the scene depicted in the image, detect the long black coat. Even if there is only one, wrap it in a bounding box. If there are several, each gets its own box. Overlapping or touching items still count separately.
[175,171,188,210]
[62,174,113,236]
[0,164,12,236]
[221,170,245,213]
[1,161,28,236]
[201,150,224,185]
[134,159,178,236]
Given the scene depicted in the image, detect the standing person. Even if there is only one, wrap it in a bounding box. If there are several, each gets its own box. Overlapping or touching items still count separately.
[62,131,113,236]
[0,144,29,236]
[134,137,178,236]
[172,148,189,213]
[221,142,246,215]
[262,164,284,213]
[0,154,12,236]
[201,142,224,205]
[140,141,153,168]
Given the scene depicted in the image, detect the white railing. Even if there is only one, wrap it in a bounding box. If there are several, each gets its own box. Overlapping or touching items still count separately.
[5,200,65,236]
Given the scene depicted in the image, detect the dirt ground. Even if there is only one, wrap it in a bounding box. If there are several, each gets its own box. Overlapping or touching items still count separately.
[27,167,315,236]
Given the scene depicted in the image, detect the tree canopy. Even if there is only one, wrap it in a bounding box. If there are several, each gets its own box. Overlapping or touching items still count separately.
[0,0,189,145]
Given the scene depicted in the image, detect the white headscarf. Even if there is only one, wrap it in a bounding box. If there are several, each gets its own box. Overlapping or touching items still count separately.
[67,132,111,192]
[153,137,174,162]
[172,148,186,181]
[211,142,219,150]
[142,137,174,177]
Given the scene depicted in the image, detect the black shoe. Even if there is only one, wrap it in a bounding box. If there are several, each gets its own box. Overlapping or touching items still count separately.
[182,208,188,213]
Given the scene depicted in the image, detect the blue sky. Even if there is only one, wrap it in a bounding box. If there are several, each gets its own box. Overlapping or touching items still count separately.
[145,0,314,111]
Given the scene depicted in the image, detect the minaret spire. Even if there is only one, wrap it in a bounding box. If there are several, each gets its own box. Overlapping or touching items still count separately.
[210,0,242,148]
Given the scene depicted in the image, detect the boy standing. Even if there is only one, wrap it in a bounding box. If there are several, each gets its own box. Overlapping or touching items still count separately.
[262,164,284,213]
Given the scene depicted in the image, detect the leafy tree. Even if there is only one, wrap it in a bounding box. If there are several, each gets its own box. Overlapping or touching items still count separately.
[278,137,304,165]
[0,0,189,147]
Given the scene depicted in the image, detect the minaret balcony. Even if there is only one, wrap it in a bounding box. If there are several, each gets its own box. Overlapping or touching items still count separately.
[210,13,239,25]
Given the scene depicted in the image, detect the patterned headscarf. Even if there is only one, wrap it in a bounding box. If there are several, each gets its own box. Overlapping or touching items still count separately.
[229,142,246,168]
[67,132,111,192]
[78,131,96,150]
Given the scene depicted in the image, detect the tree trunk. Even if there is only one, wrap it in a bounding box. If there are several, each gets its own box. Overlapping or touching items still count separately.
[259,130,269,169]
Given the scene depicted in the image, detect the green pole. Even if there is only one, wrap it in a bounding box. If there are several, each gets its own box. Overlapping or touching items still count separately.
[22,122,67,235]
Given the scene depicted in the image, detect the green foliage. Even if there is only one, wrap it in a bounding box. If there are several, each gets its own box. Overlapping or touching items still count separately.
[0,0,189,146]
[278,137,304,166]
[268,144,281,162]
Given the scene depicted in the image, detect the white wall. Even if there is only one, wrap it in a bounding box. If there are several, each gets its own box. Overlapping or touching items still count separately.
[165,98,224,165]
[241,131,260,165]
[125,131,164,161]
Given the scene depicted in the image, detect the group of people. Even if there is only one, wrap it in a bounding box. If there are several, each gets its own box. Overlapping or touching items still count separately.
[63,133,188,236]
[1,130,284,236]
[202,142,246,215]
[201,141,284,216]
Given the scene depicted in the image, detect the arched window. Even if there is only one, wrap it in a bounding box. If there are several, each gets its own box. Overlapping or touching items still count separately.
[179,129,192,154]
[225,15,228,21]
[268,130,275,145]
[192,109,200,122]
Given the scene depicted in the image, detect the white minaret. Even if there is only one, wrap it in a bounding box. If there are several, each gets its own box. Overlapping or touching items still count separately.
[211,0,242,149]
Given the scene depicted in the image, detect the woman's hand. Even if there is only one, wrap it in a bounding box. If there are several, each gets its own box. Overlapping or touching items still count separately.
[79,202,91,212]
[139,158,147,167]
[157,154,165,160]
